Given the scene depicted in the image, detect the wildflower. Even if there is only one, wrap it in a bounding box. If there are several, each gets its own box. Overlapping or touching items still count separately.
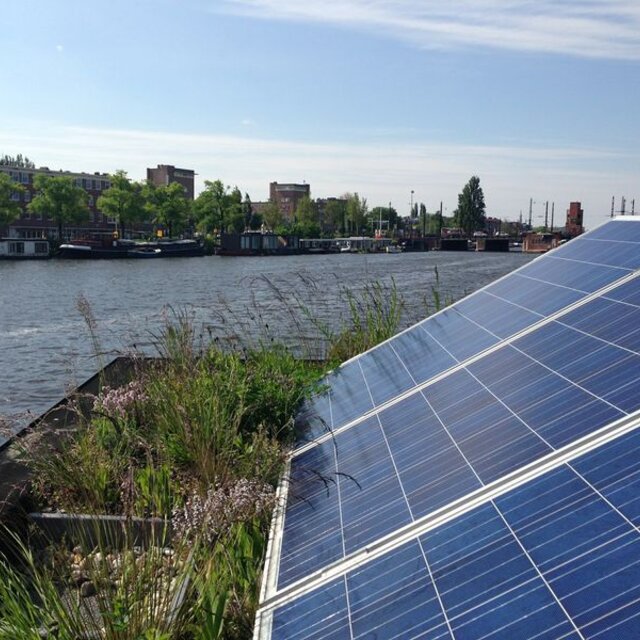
[93,380,147,419]
[172,478,276,544]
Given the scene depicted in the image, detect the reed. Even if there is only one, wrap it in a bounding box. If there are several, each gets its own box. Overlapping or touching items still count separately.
[5,273,457,638]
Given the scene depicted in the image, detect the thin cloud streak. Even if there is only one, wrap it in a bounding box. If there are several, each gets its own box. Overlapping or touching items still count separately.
[219,0,640,60]
[1,122,635,226]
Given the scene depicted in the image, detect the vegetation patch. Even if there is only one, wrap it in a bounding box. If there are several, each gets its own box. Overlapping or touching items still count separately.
[0,279,451,638]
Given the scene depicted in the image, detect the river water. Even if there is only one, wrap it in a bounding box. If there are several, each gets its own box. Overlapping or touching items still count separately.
[0,251,532,428]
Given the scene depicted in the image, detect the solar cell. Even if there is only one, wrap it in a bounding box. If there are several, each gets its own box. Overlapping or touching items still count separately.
[279,271,640,587]
[296,220,640,443]
[258,219,640,639]
[267,428,640,640]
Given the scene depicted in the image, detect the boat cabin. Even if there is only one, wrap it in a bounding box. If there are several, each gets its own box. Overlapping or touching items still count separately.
[0,238,50,259]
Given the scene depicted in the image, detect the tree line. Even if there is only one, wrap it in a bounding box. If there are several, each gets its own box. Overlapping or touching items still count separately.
[0,162,488,239]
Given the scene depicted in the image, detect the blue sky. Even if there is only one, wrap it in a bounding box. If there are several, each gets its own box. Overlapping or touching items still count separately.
[1,0,639,227]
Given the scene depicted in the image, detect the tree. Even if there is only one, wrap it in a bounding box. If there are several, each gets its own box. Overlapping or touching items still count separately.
[419,203,427,236]
[225,187,245,234]
[0,154,35,168]
[261,199,283,231]
[192,180,244,234]
[295,195,318,226]
[369,205,398,236]
[324,199,347,235]
[346,193,368,235]
[290,195,321,238]
[242,193,257,229]
[145,181,190,238]
[453,176,486,235]
[97,170,146,238]
[28,174,89,239]
[0,173,25,228]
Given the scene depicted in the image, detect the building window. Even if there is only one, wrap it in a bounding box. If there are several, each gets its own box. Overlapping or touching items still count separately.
[10,192,20,201]
[23,191,31,202]
[88,195,94,206]
[34,242,48,254]
[9,242,24,254]
[76,178,82,187]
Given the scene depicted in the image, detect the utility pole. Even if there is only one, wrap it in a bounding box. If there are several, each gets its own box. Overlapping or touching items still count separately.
[439,201,443,236]
[621,196,626,216]
[528,198,533,229]
[550,202,555,232]
[632,199,636,215]
[611,197,615,218]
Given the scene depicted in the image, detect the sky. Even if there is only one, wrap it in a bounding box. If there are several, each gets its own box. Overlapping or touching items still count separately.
[1,0,639,228]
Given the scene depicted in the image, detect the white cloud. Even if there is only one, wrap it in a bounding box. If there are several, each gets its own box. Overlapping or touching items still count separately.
[55,44,64,52]
[219,0,640,60]
[1,121,636,227]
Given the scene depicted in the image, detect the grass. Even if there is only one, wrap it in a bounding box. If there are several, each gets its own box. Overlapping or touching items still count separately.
[2,275,455,639]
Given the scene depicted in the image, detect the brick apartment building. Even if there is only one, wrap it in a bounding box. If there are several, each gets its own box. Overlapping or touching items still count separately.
[146,164,195,200]
[0,164,114,239]
[269,182,310,222]
[1,163,196,240]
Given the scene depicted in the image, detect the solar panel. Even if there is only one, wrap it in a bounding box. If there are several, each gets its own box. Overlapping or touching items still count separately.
[256,218,640,639]
[296,219,640,442]
[265,427,640,639]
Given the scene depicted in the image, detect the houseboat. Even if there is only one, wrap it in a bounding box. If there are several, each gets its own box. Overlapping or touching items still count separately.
[57,237,204,259]
[0,238,50,260]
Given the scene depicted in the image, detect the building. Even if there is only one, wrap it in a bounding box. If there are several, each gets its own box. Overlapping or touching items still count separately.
[0,164,113,239]
[565,201,584,237]
[269,182,310,222]
[146,165,195,200]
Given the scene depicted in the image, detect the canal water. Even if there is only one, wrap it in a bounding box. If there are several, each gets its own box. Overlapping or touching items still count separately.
[0,251,532,431]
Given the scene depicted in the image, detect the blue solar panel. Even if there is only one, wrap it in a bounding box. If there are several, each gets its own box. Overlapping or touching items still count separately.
[268,427,640,639]
[296,220,640,442]
[279,270,640,588]
[259,220,640,639]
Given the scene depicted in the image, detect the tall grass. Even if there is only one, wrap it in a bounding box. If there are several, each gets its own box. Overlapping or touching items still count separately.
[5,273,456,638]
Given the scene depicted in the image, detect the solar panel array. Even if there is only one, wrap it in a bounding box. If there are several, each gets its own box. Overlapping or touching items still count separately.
[255,218,640,640]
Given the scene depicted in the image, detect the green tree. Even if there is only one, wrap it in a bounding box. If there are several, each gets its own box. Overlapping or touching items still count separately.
[453,176,486,235]
[193,180,245,234]
[97,170,146,238]
[369,205,398,236]
[28,174,89,239]
[261,199,283,231]
[323,199,347,235]
[242,193,257,229]
[225,187,245,233]
[419,203,427,236]
[0,173,25,228]
[295,195,317,226]
[145,181,190,238]
[346,193,368,235]
[0,154,35,168]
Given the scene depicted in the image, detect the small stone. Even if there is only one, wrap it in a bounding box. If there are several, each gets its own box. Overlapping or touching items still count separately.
[80,581,96,597]
[71,569,89,586]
